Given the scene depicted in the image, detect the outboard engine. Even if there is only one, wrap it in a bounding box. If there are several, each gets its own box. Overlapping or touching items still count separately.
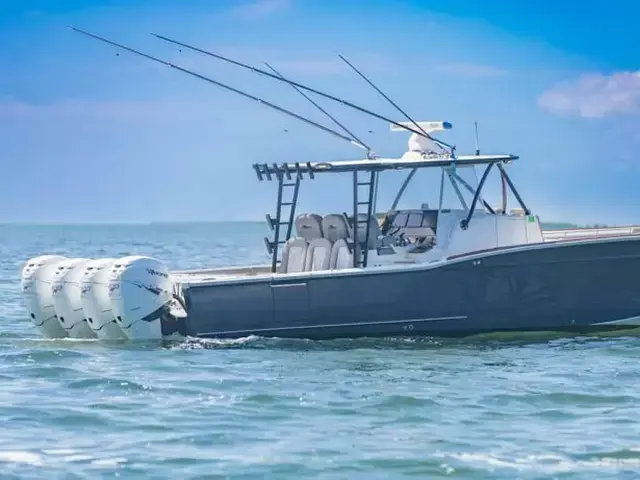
[80,258,127,340]
[108,256,185,340]
[51,258,96,338]
[21,255,68,338]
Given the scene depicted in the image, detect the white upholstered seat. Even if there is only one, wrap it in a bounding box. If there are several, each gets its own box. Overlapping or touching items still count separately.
[280,237,308,273]
[353,214,381,250]
[330,238,354,269]
[321,213,350,243]
[305,238,332,271]
[294,213,323,242]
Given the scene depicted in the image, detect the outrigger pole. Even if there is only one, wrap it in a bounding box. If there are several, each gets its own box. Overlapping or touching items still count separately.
[69,26,385,271]
[336,53,449,216]
[263,61,382,268]
[150,33,454,153]
[337,54,433,144]
[264,62,375,158]
[68,26,368,153]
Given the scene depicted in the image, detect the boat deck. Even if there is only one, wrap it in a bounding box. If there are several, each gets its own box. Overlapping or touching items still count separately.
[169,225,640,287]
[172,265,274,286]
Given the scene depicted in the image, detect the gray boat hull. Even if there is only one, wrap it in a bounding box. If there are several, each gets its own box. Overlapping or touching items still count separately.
[177,237,640,339]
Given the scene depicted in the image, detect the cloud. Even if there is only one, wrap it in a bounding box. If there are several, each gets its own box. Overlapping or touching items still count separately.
[0,97,316,136]
[538,71,640,118]
[230,0,291,20]
[433,62,507,77]
[0,98,249,128]
[0,99,195,121]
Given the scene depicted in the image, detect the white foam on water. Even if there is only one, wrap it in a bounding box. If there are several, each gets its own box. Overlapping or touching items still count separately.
[0,450,44,466]
[439,451,640,474]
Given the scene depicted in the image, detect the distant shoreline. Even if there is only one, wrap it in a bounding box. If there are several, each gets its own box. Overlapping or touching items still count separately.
[0,220,618,229]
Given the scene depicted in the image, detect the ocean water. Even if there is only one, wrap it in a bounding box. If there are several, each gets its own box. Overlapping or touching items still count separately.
[2,222,640,479]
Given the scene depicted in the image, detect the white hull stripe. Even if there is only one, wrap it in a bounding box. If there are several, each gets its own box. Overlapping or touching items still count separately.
[592,315,640,326]
[197,315,468,337]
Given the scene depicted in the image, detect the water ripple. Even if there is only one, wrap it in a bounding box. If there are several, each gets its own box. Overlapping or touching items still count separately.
[2,223,640,479]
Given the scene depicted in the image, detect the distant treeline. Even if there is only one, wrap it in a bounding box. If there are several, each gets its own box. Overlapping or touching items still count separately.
[371,215,614,231]
[540,222,612,230]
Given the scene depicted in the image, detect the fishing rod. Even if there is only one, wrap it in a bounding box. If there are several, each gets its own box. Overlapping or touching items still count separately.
[150,33,454,152]
[336,54,441,214]
[264,61,374,157]
[264,61,380,245]
[68,26,368,152]
[332,54,403,215]
[339,53,451,157]
[337,54,432,142]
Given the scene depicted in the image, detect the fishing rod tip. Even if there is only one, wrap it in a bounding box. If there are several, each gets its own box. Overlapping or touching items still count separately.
[66,25,86,34]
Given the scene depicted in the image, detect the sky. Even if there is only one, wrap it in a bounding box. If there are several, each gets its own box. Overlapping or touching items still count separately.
[0,0,638,224]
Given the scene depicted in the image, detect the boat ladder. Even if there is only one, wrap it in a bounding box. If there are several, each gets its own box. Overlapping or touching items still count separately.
[351,169,377,268]
[264,173,301,272]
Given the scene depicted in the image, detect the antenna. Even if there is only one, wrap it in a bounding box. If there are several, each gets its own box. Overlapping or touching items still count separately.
[264,62,374,157]
[150,33,454,152]
[474,121,480,155]
[68,26,368,153]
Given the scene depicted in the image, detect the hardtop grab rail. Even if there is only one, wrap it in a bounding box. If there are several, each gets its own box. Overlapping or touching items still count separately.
[251,154,518,181]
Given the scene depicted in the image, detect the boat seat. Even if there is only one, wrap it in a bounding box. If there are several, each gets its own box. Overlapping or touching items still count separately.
[279,237,308,273]
[330,238,354,270]
[385,209,438,238]
[294,213,323,242]
[353,214,381,250]
[322,213,350,242]
[305,238,332,271]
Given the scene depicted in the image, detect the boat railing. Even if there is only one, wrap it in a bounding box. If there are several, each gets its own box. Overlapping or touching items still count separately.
[171,264,272,276]
[542,226,640,241]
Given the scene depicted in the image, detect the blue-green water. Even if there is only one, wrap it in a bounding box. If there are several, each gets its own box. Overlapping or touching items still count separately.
[2,222,640,479]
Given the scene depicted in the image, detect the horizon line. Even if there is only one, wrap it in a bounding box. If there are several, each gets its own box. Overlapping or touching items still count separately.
[0,219,623,229]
